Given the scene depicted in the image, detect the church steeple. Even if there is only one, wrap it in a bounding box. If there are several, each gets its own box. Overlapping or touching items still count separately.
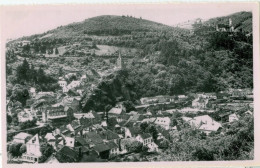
[117,50,124,69]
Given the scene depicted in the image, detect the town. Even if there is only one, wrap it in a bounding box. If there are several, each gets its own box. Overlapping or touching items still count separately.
[6,51,253,162]
[5,11,254,163]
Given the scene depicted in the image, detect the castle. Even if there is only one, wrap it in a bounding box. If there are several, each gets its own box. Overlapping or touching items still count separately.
[216,18,234,32]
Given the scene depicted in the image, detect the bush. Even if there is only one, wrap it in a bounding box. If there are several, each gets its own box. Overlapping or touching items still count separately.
[9,143,23,157]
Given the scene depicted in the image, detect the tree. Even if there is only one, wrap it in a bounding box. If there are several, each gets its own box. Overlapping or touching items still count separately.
[7,114,12,124]
[10,84,30,107]
[127,141,143,153]
[149,125,158,140]
[141,145,149,153]
[20,118,37,130]
[123,100,136,113]
[140,122,149,132]
[16,59,30,82]
[9,143,23,157]
[39,142,54,163]
[55,47,59,55]
[19,144,27,154]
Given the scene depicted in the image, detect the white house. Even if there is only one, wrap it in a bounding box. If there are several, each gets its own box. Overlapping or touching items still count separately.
[22,134,42,163]
[29,87,36,97]
[62,86,69,93]
[192,97,208,109]
[154,117,171,130]
[136,133,153,146]
[44,133,56,149]
[58,80,67,88]
[13,132,32,144]
[67,80,81,90]
[18,111,34,123]
[21,40,31,46]
[107,141,119,158]
[229,113,239,123]
[59,135,75,148]
[189,115,222,135]
[136,133,158,152]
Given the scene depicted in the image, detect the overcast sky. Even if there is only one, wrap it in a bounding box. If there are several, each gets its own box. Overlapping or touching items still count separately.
[1,3,254,39]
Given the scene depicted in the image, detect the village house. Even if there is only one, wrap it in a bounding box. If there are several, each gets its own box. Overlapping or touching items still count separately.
[107,141,120,158]
[62,96,81,111]
[18,110,34,123]
[59,135,75,148]
[154,117,171,130]
[98,130,120,145]
[44,133,56,149]
[13,132,32,144]
[177,95,187,101]
[136,133,158,152]
[21,40,31,46]
[56,146,79,162]
[136,133,153,146]
[192,97,209,109]
[229,113,239,122]
[66,120,83,136]
[92,143,110,159]
[58,80,67,88]
[124,126,141,138]
[29,87,36,98]
[187,115,222,135]
[22,134,42,163]
[140,97,158,105]
[108,103,126,122]
[67,80,81,90]
[84,132,104,147]
[120,137,136,154]
[35,91,55,99]
[42,105,67,123]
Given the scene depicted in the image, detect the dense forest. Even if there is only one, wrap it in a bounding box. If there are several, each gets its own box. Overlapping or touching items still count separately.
[82,21,253,112]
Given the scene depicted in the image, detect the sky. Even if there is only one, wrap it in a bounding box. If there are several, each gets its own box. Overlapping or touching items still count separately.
[0,3,255,39]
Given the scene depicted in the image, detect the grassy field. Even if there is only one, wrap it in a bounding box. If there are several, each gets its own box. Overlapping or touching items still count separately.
[95,45,138,56]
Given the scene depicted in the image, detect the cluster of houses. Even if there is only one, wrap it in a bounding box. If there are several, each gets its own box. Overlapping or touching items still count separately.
[7,69,253,163]
[58,69,100,94]
[9,102,171,163]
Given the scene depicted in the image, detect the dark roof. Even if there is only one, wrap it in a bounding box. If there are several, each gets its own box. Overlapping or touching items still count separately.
[75,137,89,146]
[58,146,78,161]
[80,118,93,127]
[85,132,104,145]
[107,117,118,128]
[140,133,152,139]
[98,130,119,140]
[59,126,71,135]
[71,120,81,129]
[128,127,140,136]
[64,106,73,112]
[121,114,131,120]
[80,152,106,162]
[107,141,118,149]
[93,143,110,153]
[75,146,89,153]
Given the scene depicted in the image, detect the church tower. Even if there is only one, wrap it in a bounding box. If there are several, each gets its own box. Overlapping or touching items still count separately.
[229,18,234,32]
[117,50,125,69]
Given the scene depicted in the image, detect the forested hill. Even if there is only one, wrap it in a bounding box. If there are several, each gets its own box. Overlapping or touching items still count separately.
[81,12,253,112]
[205,11,252,33]
[14,15,189,42]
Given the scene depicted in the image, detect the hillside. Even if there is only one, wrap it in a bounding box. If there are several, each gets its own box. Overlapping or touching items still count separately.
[205,11,252,33]
[17,15,189,41]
